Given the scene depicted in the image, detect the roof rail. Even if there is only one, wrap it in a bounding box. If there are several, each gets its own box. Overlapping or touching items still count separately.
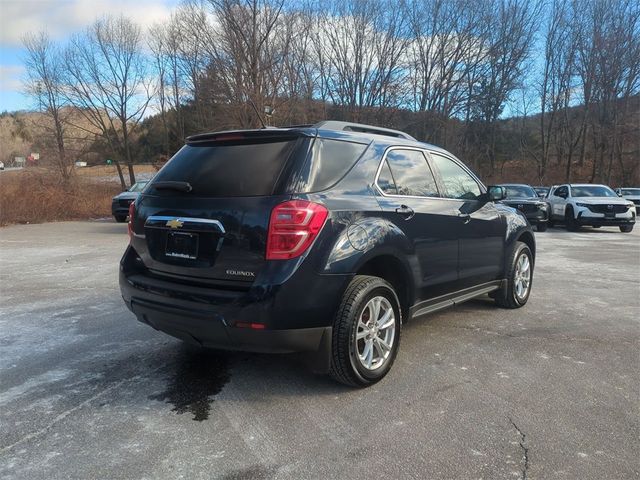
[314,121,416,141]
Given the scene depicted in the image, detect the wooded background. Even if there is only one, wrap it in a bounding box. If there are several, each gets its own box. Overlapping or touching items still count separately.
[6,0,639,189]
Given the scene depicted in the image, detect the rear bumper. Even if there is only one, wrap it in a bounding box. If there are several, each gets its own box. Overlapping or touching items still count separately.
[127,296,331,354]
[119,246,350,370]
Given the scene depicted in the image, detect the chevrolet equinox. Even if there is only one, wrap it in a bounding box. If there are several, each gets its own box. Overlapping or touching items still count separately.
[120,121,536,386]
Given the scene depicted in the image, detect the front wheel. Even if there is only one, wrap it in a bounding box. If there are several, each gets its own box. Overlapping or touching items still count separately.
[494,242,533,309]
[620,225,634,233]
[565,207,579,231]
[329,275,402,387]
[536,222,548,232]
[114,215,127,223]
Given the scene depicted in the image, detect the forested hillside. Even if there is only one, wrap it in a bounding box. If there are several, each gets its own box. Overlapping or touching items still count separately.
[6,0,639,187]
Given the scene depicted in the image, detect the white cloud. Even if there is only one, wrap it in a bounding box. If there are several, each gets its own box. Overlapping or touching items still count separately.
[0,65,25,91]
[0,0,173,47]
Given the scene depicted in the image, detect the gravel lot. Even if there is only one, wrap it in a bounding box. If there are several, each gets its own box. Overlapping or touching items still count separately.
[1,220,638,480]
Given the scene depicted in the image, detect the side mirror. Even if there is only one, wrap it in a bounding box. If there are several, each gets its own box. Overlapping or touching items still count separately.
[487,185,507,201]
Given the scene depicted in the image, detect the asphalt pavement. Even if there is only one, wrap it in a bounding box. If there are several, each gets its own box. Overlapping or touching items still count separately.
[1,220,638,479]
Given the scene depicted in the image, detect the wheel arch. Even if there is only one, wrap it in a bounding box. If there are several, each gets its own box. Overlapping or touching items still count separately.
[354,254,414,323]
[516,230,536,266]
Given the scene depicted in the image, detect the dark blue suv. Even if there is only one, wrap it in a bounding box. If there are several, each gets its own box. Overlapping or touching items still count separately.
[120,121,535,386]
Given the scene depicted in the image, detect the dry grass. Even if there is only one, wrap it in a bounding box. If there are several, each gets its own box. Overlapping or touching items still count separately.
[0,170,121,226]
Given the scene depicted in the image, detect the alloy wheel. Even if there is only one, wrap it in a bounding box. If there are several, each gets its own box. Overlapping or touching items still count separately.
[514,253,531,301]
[355,296,396,371]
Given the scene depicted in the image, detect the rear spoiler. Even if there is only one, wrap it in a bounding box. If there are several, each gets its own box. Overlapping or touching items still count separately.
[186,128,314,144]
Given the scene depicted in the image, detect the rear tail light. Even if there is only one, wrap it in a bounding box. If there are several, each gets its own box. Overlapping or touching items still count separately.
[128,201,135,240]
[266,200,328,260]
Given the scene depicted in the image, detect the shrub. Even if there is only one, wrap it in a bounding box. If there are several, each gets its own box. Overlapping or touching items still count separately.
[0,170,120,226]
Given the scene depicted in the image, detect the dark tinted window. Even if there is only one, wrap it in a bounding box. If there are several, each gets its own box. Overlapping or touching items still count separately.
[430,153,481,200]
[554,186,568,197]
[300,138,367,192]
[384,149,439,197]
[571,185,617,198]
[503,185,536,198]
[150,138,300,197]
[377,160,397,194]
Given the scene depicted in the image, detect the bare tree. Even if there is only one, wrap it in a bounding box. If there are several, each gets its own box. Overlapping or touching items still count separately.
[572,0,640,184]
[194,0,296,128]
[154,13,188,144]
[23,33,73,180]
[474,0,542,172]
[64,15,151,188]
[533,0,578,182]
[313,0,408,121]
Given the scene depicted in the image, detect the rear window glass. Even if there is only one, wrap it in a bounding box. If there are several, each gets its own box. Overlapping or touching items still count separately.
[150,138,300,197]
[298,138,367,192]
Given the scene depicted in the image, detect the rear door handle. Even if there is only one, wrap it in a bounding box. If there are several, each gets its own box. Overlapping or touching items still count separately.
[395,205,415,220]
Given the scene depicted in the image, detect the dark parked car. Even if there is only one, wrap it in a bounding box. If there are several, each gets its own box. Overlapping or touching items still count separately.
[533,186,549,198]
[120,121,536,386]
[616,188,640,208]
[112,181,148,222]
[498,184,550,232]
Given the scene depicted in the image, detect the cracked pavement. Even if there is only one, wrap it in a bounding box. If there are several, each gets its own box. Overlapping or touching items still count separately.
[1,220,639,479]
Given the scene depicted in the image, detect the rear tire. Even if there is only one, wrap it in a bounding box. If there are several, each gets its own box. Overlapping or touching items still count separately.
[329,275,401,387]
[114,215,127,223]
[536,222,548,232]
[620,225,634,233]
[494,242,533,309]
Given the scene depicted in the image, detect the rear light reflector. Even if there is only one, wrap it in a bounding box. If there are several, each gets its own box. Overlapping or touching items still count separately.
[266,200,328,260]
[235,322,266,330]
[128,201,135,240]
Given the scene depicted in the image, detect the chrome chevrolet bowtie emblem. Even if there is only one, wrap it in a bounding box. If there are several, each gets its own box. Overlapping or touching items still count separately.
[166,218,184,229]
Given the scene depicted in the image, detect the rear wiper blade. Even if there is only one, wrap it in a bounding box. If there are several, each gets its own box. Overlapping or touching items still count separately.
[153,181,193,193]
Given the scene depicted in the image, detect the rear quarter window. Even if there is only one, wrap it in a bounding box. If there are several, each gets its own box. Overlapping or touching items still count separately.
[297,138,368,192]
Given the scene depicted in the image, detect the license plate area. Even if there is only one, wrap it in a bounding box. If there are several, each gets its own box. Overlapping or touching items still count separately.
[166,232,199,260]
[604,212,616,218]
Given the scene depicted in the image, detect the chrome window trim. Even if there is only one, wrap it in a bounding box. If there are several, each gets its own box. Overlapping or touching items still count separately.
[425,150,486,198]
[373,145,485,201]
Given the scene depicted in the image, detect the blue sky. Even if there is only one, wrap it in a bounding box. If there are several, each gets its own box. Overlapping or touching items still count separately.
[0,0,179,112]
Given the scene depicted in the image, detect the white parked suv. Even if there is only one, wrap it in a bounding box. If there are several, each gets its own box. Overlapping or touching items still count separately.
[547,184,636,232]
